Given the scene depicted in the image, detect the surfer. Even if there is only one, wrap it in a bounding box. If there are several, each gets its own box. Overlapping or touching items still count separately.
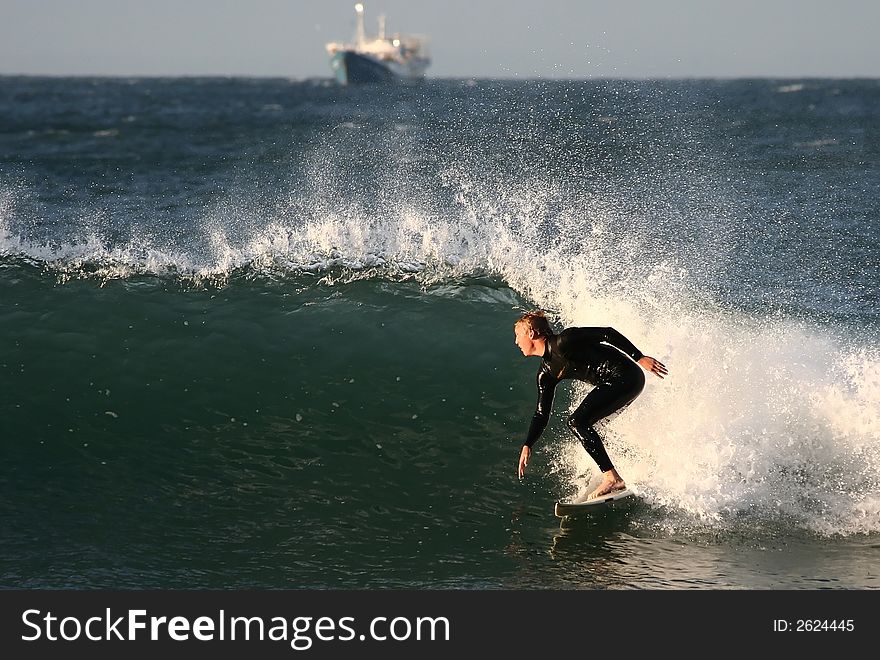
[514,311,668,499]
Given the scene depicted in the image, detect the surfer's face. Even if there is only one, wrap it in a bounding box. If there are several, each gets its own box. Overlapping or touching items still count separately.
[514,323,538,356]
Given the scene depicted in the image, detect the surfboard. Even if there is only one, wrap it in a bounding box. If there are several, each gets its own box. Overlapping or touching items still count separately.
[554,488,635,517]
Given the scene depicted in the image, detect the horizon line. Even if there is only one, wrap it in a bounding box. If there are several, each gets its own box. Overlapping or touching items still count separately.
[2,72,879,82]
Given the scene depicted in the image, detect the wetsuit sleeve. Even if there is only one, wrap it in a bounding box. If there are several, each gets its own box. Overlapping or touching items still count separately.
[559,327,644,363]
[599,327,644,362]
[524,368,557,448]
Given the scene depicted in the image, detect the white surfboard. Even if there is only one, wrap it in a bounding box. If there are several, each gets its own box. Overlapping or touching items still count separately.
[554,488,635,517]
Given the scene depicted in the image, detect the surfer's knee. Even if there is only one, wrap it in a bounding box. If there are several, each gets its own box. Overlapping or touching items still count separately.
[567,411,593,436]
[568,403,598,430]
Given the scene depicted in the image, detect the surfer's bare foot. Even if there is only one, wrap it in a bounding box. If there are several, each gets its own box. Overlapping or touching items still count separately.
[588,471,626,499]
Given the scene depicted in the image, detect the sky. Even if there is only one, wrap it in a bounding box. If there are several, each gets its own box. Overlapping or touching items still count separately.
[2,0,879,79]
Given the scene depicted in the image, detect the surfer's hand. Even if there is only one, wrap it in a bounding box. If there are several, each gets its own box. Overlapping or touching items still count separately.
[518,445,530,479]
[638,356,668,379]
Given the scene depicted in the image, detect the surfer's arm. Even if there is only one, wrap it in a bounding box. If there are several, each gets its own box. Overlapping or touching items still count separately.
[519,370,556,478]
[597,327,667,378]
[558,326,644,363]
[598,327,644,362]
[524,369,556,449]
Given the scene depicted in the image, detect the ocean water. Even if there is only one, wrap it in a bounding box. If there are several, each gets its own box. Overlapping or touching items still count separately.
[1,76,878,589]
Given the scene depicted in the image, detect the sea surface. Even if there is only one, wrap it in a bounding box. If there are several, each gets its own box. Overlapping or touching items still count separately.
[1,76,878,589]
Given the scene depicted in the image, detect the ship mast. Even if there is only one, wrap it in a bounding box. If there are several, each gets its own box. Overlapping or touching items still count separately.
[355,3,365,46]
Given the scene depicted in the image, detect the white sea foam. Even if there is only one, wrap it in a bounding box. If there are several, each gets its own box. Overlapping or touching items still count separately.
[550,313,880,537]
[777,83,805,94]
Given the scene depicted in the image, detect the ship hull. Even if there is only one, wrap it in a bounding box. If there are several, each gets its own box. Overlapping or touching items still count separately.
[330,51,423,85]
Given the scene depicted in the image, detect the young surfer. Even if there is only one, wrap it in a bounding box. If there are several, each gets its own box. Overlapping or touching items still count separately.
[514,311,668,499]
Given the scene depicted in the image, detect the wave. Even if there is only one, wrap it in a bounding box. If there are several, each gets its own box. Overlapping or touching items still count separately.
[2,157,878,539]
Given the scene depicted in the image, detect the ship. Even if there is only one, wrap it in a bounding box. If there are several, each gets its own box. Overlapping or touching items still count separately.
[325,3,430,84]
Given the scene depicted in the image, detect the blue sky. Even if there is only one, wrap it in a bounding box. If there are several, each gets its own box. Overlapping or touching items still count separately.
[2,0,878,78]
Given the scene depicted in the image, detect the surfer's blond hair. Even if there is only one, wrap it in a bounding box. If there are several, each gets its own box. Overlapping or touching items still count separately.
[514,310,555,338]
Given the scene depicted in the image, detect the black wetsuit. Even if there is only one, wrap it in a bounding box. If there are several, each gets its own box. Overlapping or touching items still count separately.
[524,327,646,473]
